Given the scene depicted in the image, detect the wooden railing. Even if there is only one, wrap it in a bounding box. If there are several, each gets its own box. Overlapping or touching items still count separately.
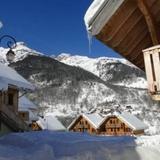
[0,104,29,131]
[106,124,121,128]
[143,45,160,101]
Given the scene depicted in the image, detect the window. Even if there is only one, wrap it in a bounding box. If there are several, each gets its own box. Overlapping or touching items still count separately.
[126,128,131,132]
[22,113,25,118]
[85,121,88,125]
[111,128,113,132]
[110,120,112,124]
[121,123,125,128]
[84,128,88,132]
[8,93,14,105]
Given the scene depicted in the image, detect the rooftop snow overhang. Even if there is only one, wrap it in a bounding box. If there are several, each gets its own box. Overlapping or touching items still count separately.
[84,0,160,70]
[0,76,34,92]
[0,63,35,91]
[84,0,125,35]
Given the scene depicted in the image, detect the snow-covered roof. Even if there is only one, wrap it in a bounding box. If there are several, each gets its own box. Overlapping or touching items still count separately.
[68,113,104,130]
[28,110,38,122]
[18,96,38,123]
[0,80,7,89]
[83,113,104,129]
[84,0,125,35]
[0,63,34,91]
[19,96,37,111]
[117,112,148,131]
[37,114,66,131]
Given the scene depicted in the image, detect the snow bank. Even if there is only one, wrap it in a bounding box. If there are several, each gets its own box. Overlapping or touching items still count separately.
[0,131,160,160]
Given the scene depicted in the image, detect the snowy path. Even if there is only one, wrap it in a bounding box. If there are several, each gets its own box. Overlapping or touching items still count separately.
[0,131,160,160]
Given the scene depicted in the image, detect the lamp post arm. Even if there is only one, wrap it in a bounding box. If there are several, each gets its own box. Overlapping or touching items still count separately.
[0,35,17,49]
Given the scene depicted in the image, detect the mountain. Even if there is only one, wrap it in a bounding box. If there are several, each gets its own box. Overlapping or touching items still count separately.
[1,42,160,135]
[55,53,147,89]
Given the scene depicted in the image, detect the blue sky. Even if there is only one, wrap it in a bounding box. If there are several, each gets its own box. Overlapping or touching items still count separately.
[0,0,120,58]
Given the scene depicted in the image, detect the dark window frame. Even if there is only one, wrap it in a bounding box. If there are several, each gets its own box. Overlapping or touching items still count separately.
[8,93,14,105]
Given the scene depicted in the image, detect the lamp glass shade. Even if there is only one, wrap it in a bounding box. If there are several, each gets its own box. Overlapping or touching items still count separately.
[6,49,15,62]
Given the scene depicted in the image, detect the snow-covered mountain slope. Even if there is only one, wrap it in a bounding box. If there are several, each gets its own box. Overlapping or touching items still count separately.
[1,131,160,160]
[0,42,43,64]
[55,53,147,89]
[0,42,158,134]
[9,53,160,135]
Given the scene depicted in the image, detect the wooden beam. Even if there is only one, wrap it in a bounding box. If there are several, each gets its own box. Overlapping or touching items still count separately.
[106,6,138,42]
[126,29,148,55]
[137,0,160,45]
[116,0,158,48]
[113,14,143,47]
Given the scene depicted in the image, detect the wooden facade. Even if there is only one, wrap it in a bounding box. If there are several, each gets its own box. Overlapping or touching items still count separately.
[0,87,29,135]
[31,122,42,131]
[18,111,29,122]
[99,116,144,136]
[0,87,19,113]
[68,115,99,135]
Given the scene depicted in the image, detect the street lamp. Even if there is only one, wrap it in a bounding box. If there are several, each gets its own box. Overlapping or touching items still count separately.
[0,35,17,62]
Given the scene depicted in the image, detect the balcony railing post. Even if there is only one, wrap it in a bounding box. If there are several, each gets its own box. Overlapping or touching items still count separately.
[143,45,160,100]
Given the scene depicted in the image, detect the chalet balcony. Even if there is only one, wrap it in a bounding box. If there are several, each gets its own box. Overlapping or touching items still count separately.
[0,104,29,132]
[107,124,121,128]
[143,45,160,100]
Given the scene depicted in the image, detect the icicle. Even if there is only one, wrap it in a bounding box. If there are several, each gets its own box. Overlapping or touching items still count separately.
[87,32,93,55]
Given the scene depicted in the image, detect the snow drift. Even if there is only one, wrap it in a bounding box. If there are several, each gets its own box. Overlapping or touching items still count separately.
[0,131,160,160]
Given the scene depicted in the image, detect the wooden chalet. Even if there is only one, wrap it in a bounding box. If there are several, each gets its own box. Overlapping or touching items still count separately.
[84,0,160,100]
[68,112,148,136]
[68,113,104,134]
[31,121,41,131]
[98,112,148,136]
[0,63,34,136]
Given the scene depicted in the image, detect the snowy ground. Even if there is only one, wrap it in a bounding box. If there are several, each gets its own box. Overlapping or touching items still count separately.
[0,131,160,160]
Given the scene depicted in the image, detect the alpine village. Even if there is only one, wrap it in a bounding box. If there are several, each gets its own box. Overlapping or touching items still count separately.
[1,0,160,159]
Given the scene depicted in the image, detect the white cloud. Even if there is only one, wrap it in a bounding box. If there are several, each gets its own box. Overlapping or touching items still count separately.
[0,21,3,29]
